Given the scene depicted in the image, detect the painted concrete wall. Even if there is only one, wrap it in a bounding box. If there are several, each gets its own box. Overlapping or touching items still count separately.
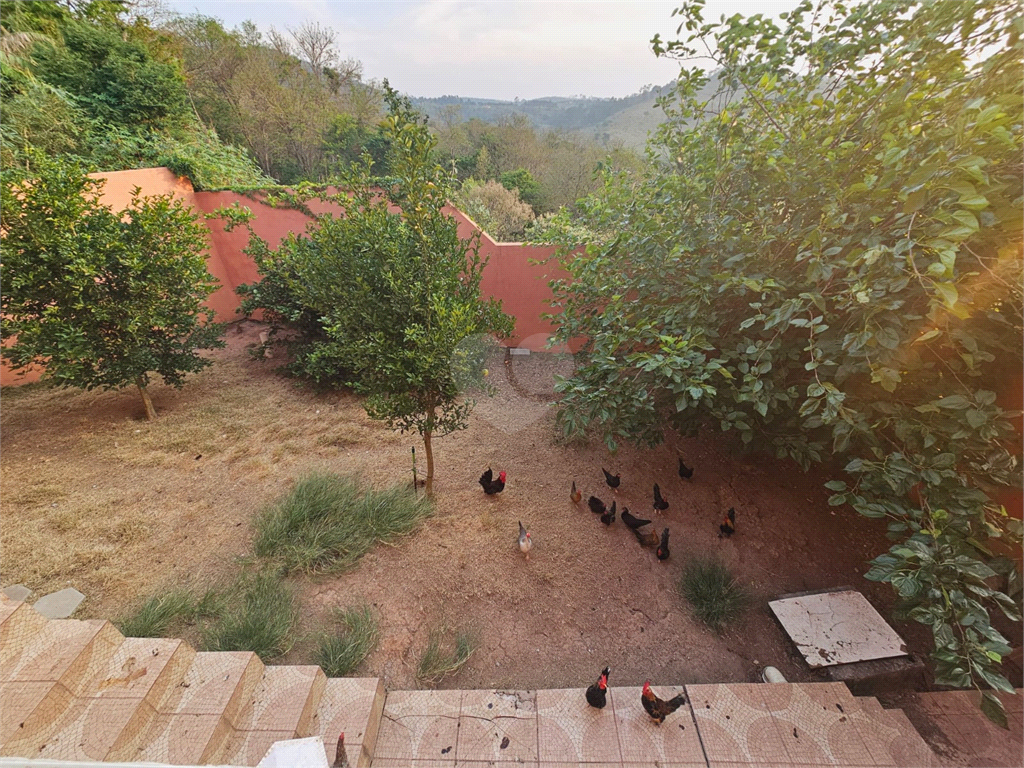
[1,168,572,385]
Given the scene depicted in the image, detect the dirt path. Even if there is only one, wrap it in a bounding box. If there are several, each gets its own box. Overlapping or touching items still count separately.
[1,321,916,691]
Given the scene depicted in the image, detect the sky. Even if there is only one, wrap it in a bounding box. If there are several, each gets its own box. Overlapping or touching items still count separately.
[161,0,788,101]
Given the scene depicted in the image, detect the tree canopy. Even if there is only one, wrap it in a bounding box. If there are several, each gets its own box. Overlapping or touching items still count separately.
[235,86,514,491]
[540,0,1022,724]
[1,155,225,419]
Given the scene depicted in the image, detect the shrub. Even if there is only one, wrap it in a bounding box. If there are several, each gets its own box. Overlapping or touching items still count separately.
[253,472,433,574]
[314,604,380,677]
[116,587,221,638]
[416,625,478,684]
[678,557,749,632]
[202,569,296,661]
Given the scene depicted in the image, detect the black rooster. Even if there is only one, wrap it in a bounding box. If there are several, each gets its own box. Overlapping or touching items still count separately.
[602,468,621,491]
[678,457,694,480]
[588,495,607,515]
[586,667,610,708]
[656,528,670,560]
[479,468,506,495]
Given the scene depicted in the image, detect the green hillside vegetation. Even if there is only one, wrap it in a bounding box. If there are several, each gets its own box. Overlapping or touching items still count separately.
[412,85,670,149]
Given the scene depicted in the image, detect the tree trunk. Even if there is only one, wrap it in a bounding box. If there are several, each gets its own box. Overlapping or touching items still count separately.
[423,429,435,495]
[136,378,157,421]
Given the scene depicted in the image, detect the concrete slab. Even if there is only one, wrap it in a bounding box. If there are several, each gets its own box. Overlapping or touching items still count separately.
[769,589,908,668]
[33,588,85,619]
[2,585,32,602]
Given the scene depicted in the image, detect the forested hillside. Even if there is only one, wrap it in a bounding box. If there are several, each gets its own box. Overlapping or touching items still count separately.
[412,84,670,149]
[1,0,646,234]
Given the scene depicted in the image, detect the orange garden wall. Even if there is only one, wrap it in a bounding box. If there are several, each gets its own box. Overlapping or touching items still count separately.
[1,168,571,386]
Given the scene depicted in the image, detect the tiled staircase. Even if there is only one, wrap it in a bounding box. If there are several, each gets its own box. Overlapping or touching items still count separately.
[1,592,968,767]
[0,595,384,766]
[368,681,942,766]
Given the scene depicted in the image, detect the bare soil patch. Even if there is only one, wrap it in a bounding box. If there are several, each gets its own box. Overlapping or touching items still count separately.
[1,321,922,691]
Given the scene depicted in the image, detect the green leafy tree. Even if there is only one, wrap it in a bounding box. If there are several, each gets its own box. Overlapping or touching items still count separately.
[1,155,225,419]
[544,0,1022,724]
[499,167,542,211]
[31,17,190,129]
[236,84,513,491]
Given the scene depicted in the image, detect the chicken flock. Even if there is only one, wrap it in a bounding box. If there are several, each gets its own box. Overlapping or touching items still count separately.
[478,455,736,722]
[486,455,738,565]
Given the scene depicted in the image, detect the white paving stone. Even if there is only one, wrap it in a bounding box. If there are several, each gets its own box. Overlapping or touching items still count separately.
[769,589,908,667]
[32,587,86,619]
[2,584,32,601]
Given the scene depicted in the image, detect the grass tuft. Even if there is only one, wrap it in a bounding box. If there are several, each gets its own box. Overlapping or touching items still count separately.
[314,603,380,677]
[678,556,750,632]
[201,568,296,661]
[253,472,433,574]
[117,587,222,638]
[417,625,478,684]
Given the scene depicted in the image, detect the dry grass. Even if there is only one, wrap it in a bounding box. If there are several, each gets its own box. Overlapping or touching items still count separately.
[417,623,480,685]
[0,322,412,614]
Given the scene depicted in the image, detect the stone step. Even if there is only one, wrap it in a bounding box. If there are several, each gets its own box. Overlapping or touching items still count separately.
[32,636,196,763]
[901,689,1023,768]
[0,618,124,757]
[212,664,327,766]
[0,599,55,672]
[131,650,264,765]
[311,677,385,768]
[849,694,939,767]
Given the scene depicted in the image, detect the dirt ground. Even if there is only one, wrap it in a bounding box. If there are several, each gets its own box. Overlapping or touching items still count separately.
[1,320,923,691]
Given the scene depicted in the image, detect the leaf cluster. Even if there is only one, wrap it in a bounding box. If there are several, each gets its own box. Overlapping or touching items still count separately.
[546,0,1022,723]
[236,85,513,439]
[0,153,225,392]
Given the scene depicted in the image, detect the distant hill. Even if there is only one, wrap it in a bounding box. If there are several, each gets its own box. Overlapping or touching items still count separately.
[411,84,673,151]
[411,72,730,152]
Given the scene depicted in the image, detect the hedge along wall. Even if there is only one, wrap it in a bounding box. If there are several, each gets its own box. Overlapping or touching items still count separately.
[1,168,573,386]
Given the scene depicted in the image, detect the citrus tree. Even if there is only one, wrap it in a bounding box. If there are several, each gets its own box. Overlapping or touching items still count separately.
[542,0,1022,723]
[235,85,513,492]
[1,155,224,418]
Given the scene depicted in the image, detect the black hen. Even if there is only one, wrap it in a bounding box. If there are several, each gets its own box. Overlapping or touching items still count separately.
[602,468,621,490]
[656,528,670,560]
[585,667,611,708]
[588,495,607,515]
[719,507,736,537]
[678,457,694,480]
[652,483,669,511]
[621,508,652,531]
[601,501,616,526]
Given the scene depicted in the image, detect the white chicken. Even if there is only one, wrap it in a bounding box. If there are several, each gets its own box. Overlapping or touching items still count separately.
[518,521,532,561]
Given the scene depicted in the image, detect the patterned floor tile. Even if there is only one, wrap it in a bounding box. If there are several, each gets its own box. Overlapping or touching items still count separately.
[688,684,791,765]
[457,689,537,763]
[536,687,621,764]
[374,714,460,761]
[756,684,873,765]
[384,688,464,718]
